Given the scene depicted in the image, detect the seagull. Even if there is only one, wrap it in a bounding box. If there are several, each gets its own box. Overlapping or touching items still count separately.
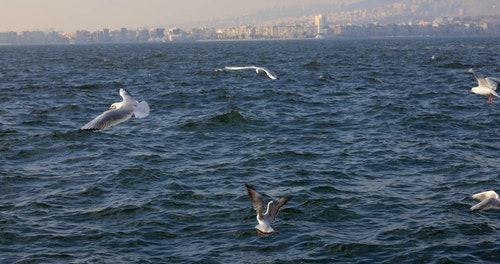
[81,88,150,131]
[468,69,500,104]
[225,66,277,80]
[245,183,290,236]
[470,190,500,211]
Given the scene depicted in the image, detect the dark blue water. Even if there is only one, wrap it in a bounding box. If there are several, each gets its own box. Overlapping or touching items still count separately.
[1,38,499,263]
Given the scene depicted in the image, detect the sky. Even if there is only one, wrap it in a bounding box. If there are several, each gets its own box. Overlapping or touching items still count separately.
[0,0,348,32]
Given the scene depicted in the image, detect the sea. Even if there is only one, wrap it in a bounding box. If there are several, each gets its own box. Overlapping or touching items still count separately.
[0,37,499,263]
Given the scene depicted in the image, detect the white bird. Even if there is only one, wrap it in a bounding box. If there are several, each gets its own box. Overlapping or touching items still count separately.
[470,190,500,211]
[468,69,500,104]
[81,88,150,131]
[225,66,277,80]
[245,183,290,235]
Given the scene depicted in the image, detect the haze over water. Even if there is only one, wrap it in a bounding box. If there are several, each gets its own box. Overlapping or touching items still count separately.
[1,37,499,263]
[0,0,342,32]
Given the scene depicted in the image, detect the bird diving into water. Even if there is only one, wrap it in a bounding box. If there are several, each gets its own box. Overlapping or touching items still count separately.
[468,69,500,104]
[81,88,150,131]
[225,66,278,80]
[245,183,290,236]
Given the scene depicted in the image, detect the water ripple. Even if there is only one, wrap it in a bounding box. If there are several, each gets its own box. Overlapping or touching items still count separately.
[1,38,500,263]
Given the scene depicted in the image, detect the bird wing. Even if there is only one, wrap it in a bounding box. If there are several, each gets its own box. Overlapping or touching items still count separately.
[469,70,494,88]
[260,68,277,80]
[487,77,500,83]
[476,77,492,88]
[472,190,499,201]
[470,197,500,211]
[225,66,277,80]
[81,108,134,131]
[225,66,258,71]
[266,196,290,222]
[485,77,500,90]
[134,101,150,118]
[245,183,265,216]
[120,88,138,104]
[469,69,479,81]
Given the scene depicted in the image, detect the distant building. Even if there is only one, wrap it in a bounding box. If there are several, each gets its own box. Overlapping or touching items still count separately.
[103,28,110,42]
[120,28,128,42]
[314,14,326,37]
[2,1,500,45]
[164,28,188,42]
[149,28,165,42]
[0,31,18,44]
[136,28,150,42]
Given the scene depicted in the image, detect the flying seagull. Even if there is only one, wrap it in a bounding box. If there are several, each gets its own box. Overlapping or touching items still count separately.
[81,88,150,131]
[468,69,500,104]
[245,183,290,235]
[470,190,500,211]
[225,66,277,80]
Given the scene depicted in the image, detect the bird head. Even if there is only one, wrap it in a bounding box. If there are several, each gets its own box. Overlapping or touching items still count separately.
[109,102,122,110]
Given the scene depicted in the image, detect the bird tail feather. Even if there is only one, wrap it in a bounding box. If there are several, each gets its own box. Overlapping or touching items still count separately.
[134,101,150,118]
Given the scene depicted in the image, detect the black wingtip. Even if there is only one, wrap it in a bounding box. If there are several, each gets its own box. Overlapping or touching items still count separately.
[121,88,132,96]
[277,195,291,204]
[245,182,254,190]
[245,182,256,195]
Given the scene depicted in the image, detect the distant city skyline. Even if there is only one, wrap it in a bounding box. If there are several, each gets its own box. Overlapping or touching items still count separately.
[0,0,350,32]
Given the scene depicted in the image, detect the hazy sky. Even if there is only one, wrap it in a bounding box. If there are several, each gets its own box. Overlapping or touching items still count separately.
[0,0,346,32]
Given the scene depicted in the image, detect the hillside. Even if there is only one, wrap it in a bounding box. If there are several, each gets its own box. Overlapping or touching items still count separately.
[202,0,499,28]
